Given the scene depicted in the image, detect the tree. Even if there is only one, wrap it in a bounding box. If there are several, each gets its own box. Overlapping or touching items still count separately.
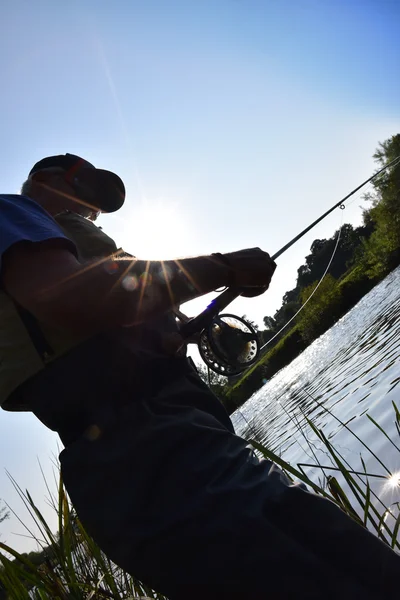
[263,316,276,331]
[281,288,299,305]
[359,134,400,276]
[274,300,300,328]
[372,134,400,194]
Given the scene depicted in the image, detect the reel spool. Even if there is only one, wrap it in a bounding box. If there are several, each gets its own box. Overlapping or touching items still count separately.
[198,314,260,376]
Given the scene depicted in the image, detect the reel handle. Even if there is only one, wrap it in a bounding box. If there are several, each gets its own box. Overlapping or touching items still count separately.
[180,287,243,339]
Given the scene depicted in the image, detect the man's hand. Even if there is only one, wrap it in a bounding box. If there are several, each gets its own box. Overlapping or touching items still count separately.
[221,248,276,297]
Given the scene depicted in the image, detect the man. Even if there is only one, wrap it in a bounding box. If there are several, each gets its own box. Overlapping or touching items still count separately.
[1,154,399,599]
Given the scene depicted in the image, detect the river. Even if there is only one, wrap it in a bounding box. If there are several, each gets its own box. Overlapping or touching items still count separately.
[232,266,400,529]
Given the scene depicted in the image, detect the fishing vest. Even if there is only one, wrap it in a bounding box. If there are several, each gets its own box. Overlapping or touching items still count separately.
[0,211,120,411]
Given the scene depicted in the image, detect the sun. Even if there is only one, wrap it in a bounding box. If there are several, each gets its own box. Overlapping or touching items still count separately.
[387,472,400,489]
[380,471,400,500]
[110,197,194,260]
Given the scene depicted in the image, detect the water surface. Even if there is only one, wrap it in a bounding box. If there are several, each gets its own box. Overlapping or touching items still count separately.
[233,266,400,518]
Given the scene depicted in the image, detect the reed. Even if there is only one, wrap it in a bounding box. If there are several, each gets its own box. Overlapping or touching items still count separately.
[0,472,164,599]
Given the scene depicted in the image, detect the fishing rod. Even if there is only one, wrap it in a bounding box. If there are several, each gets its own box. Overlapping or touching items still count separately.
[179,154,400,376]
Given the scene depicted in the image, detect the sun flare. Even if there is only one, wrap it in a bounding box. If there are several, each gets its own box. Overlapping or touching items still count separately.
[387,472,400,489]
[380,471,400,501]
[112,198,193,260]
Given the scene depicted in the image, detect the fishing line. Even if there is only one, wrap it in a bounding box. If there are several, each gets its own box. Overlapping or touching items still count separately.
[259,210,344,353]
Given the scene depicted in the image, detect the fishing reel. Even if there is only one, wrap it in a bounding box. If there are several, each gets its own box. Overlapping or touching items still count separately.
[178,291,261,376]
[198,313,260,376]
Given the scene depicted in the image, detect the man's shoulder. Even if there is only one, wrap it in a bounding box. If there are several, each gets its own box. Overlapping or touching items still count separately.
[0,193,40,206]
[0,194,47,216]
[0,193,70,256]
[0,194,58,227]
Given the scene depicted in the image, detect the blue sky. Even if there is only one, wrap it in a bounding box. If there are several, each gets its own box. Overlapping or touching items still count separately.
[0,0,399,553]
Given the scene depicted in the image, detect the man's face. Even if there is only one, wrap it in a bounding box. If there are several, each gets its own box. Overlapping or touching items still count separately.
[29,155,125,215]
[32,168,100,219]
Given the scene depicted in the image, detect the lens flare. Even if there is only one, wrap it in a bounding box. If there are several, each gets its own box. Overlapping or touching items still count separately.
[104,261,119,275]
[380,471,400,499]
[139,272,152,287]
[387,472,400,489]
[122,275,139,292]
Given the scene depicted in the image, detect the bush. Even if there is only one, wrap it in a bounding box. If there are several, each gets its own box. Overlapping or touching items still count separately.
[296,275,342,343]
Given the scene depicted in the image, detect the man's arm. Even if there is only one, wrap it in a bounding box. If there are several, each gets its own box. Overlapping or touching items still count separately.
[2,242,274,336]
[1,243,228,334]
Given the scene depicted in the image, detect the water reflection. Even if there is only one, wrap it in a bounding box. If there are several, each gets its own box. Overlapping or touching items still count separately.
[233,266,400,516]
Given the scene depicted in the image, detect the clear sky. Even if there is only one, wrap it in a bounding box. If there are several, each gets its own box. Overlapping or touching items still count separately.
[0,0,399,553]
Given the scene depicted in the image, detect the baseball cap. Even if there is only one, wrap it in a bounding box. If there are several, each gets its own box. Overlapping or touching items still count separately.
[29,153,125,213]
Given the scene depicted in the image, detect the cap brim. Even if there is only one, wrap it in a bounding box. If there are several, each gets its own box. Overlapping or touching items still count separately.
[78,168,125,213]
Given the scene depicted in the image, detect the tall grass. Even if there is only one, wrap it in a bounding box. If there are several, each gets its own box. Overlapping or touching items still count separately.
[251,397,400,550]
[0,472,164,600]
[1,399,399,599]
